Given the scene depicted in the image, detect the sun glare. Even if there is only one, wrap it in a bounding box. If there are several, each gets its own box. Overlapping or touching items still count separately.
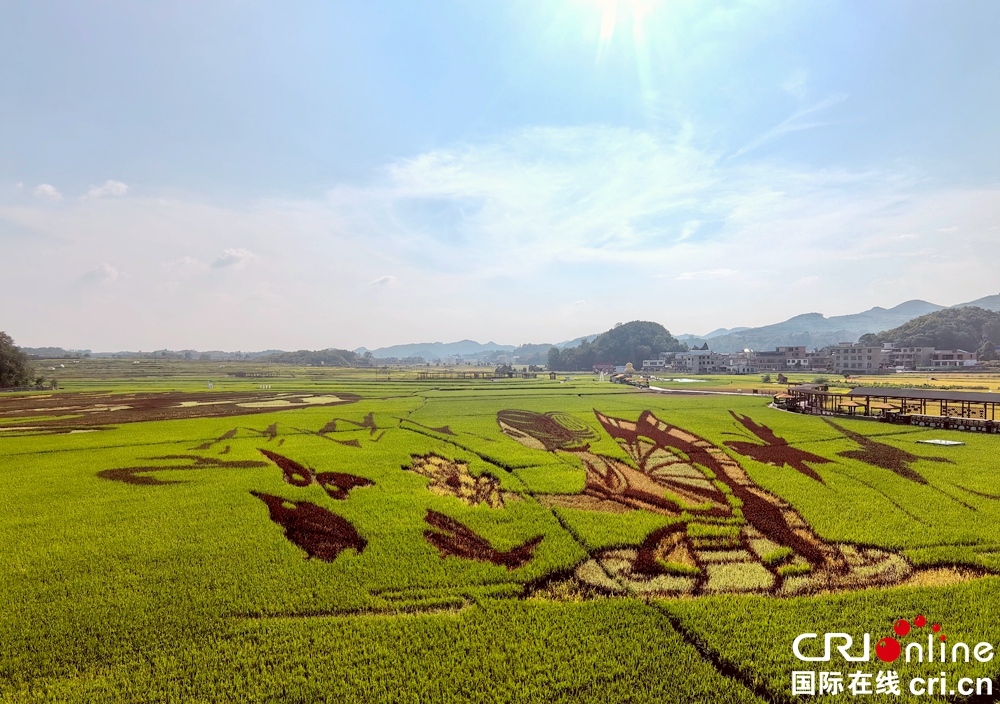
[577,0,662,74]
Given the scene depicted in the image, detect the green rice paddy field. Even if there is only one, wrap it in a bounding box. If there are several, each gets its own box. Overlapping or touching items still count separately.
[4,362,1000,702]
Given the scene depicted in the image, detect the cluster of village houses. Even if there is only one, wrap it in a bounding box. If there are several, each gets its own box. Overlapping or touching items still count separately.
[592,342,980,376]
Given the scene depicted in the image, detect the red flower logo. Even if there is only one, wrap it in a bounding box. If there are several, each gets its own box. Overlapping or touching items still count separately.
[876,614,945,662]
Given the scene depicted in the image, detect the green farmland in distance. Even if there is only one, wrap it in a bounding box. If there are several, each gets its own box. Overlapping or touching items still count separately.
[5,361,1000,703]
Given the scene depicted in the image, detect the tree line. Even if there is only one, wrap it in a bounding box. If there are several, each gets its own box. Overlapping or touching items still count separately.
[258,348,367,366]
[0,332,44,388]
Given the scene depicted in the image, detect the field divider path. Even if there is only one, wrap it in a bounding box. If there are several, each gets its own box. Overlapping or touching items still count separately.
[645,599,786,704]
[230,602,472,620]
[0,421,371,458]
[648,387,766,397]
[820,466,930,525]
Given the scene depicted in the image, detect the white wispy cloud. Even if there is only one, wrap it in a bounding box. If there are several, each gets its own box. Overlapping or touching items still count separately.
[86,180,129,198]
[340,125,723,272]
[1,124,999,350]
[781,69,809,99]
[730,93,848,159]
[78,262,120,284]
[33,184,62,201]
[165,256,209,276]
[677,220,701,242]
[211,248,258,269]
[677,269,737,281]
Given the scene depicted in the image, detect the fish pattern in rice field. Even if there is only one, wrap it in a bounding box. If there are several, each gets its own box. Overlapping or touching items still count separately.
[423,509,543,570]
[251,491,368,562]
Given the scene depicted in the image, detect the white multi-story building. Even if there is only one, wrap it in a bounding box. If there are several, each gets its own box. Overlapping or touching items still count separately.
[929,350,978,367]
[724,354,757,374]
[751,346,810,371]
[831,342,978,373]
[831,343,885,373]
[882,345,934,370]
[675,349,727,373]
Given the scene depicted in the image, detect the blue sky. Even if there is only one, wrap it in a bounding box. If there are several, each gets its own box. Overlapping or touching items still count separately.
[2,0,999,351]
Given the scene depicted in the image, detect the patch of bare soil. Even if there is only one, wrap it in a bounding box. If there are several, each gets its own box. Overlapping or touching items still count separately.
[405,454,508,508]
[0,424,117,437]
[0,391,361,432]
[423,509,542,570]
[251,491,366,562]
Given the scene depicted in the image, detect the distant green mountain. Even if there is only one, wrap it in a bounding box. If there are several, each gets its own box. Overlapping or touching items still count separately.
[364,340,516,359]
[676,295,1000,353]
[701,300,946,353]
[858,306,1000,351]
[953,293,1000,312]
[362,334,598,361]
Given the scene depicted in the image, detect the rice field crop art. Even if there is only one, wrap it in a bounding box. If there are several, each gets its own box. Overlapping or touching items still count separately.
[0,389,362,436]
[492,407,914,596]
[6,379,1000,702]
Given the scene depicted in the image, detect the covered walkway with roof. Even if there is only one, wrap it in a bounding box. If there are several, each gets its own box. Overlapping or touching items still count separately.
[778,385,1000,433]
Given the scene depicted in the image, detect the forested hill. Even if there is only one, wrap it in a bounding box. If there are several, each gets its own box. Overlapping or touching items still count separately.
[858,307,1000,355]
[548,321,685,370]
[258,348,363,366]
